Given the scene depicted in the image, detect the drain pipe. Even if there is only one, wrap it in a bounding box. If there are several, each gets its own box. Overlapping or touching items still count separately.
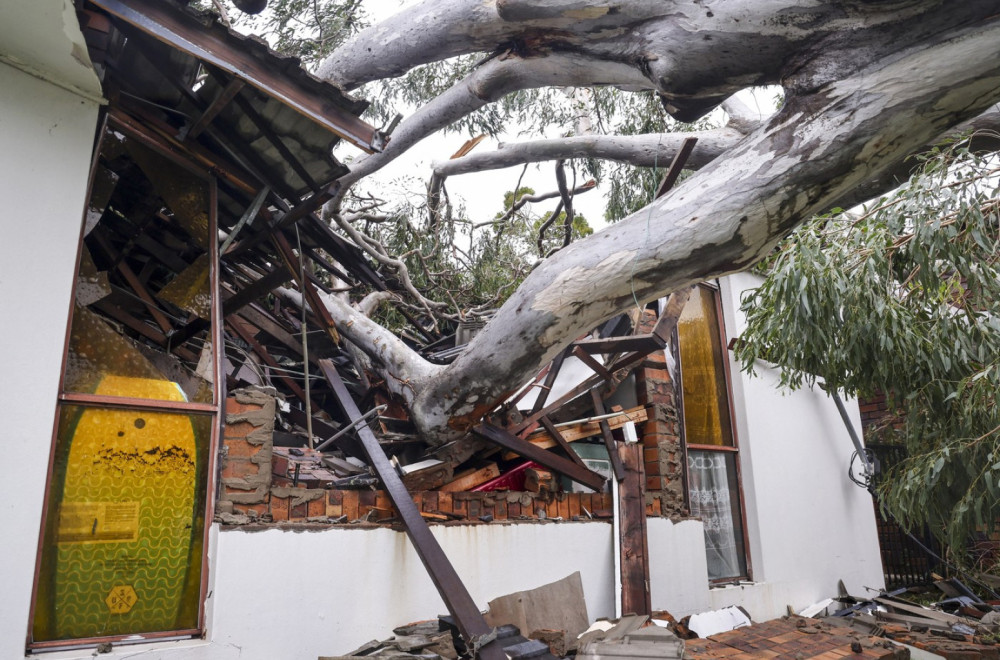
[612,474,623,619]
[831,390,875,480]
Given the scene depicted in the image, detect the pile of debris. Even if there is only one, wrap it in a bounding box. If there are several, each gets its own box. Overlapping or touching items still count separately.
[320,572,1000,660]
[828,578,1000,660]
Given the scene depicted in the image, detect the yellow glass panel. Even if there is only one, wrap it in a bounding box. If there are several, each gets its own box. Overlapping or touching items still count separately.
[125,140,210,249]
[678,286,735,446]
[158,254,212,320]
[63,128,215,403]
[65,305,179,397]
[33,384,208,642]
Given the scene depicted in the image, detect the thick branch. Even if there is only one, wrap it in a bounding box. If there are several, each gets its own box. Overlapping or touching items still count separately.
[432,128,744,178]
[274,287,439,404]
[408,19,1000,442]
[329,53,650,207]
[317,0,669,90]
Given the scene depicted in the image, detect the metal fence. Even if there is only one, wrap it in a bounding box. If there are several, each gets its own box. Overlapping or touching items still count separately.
[867,443,941,590]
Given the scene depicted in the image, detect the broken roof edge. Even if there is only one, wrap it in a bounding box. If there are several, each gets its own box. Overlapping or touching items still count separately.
[88,0,379,153]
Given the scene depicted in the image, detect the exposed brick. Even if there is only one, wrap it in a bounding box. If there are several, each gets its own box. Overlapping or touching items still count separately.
[235,502,268,518]
[224,400,257,416]
[224,437,266,459]
[270,495,289,521]
[342,490,359,521]
[223,420,256,439]
[221,458,259,481]
[307,496,325,518]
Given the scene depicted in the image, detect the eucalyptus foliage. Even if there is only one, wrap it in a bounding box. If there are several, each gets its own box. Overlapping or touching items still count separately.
[736,138,1000,553]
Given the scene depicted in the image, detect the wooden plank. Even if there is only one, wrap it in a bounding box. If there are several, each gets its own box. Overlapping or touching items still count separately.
[591,390,626,482]
[92,232,174,334]
[227,316,319,411]
[186,77,244,140]
[573,346,614,381]
[440,464,501,492]
[527,407,648,449]
[473,423,606,492]
[272,229,341,344]
[222,265,291,316]
[530,348,568,414]
[873,611,952,631]
[874,598,965,624]
[655,137,698,199]
[538,415,587,468]
[573,334,664,355]
[618,442,651,616]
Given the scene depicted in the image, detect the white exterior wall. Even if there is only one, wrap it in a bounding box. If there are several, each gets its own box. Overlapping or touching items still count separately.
[705,272,884,619]
[0,3,103,656]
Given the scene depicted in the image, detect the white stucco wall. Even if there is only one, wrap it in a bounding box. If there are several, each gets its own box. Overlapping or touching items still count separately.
[0,8,103,656]
[702,273,885,620]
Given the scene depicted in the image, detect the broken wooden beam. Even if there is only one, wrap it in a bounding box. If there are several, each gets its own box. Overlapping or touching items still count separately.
[527,407,649,450]
[473,423,606,492]
[538,416,587,468]
[529,348,568,414]
[572,346,614,381]
[573,334,665,355]
[654,137,698,199]
[272,229,341,344]
[591,390,626,482]
[318,359,506,660]
[440,463,501,492]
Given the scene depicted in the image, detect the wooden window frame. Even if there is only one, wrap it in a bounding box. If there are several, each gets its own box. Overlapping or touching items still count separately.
[673,281,753,585]
[27,114,223,651]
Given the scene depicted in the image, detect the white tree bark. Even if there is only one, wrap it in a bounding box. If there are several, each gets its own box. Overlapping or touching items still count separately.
[321,15,1000,444]
[431,129,744,178]
[310,1,1000,445]
[328,52,650,207]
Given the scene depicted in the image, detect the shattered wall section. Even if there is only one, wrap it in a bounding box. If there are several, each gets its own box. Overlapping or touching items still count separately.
[217,387,275,523]
[635,311,687,518]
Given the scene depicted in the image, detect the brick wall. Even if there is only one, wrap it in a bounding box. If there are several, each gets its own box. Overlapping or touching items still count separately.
[634,310,687,518]
[217,387,275,523]
[858,390,905,441]
[215,331,689,526]
[271,489,618,525]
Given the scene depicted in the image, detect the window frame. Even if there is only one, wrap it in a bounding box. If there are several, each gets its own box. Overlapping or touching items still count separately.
[673,281,753,584]
[27,112,223,651]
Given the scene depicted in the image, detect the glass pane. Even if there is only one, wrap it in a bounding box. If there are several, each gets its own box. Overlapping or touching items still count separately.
[63,130,214,403]
[678,286,734,446]
[32,404,210,642]
[688,450,747,580]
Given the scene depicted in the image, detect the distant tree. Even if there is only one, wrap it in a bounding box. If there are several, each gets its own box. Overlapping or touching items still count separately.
[736,137,1000,553]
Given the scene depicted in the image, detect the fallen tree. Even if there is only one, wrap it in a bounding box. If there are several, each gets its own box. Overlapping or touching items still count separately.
[240,0,1000,447]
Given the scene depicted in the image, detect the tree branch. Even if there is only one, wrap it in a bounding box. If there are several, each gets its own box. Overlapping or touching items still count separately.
[432,128,745,179]
[327,52,651,209]
[406,19,1000,443]
[274,286,439,404]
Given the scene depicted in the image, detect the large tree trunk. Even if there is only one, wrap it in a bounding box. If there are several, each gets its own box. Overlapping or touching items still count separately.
[313,1,1000,445]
